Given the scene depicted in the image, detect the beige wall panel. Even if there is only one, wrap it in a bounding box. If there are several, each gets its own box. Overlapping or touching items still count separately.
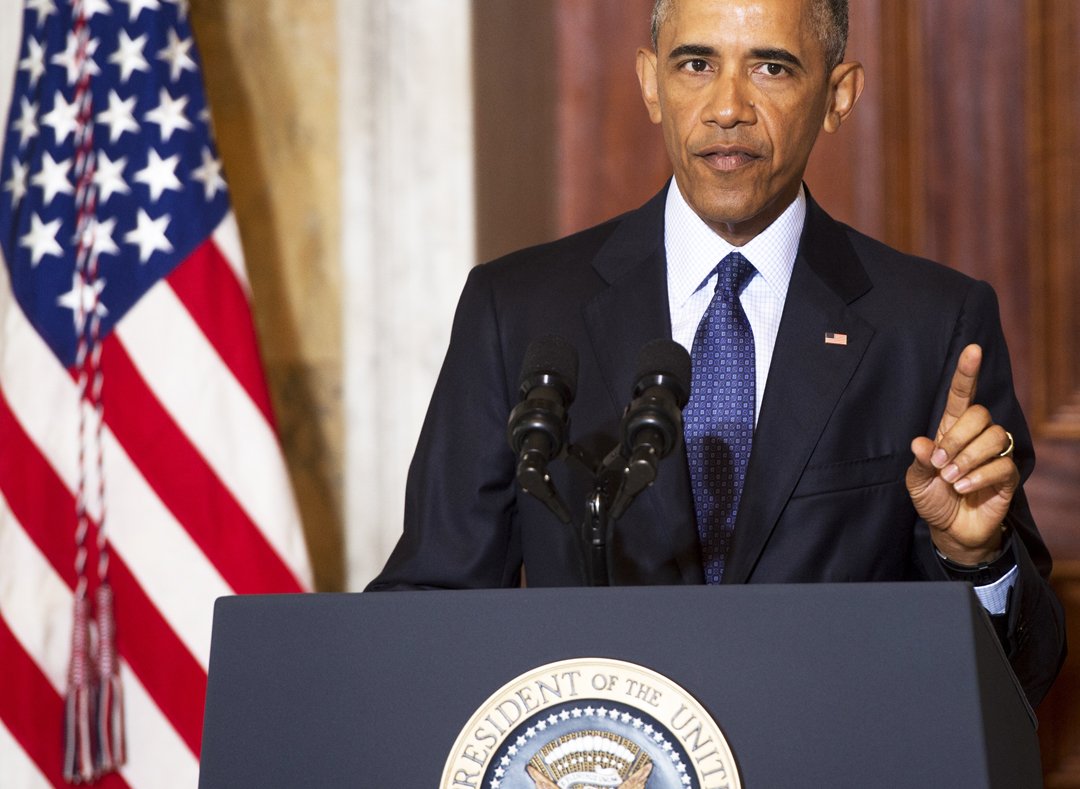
[190,0,345,591]
[339,1,475,589]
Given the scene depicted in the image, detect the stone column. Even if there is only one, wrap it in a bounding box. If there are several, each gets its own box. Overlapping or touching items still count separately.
[339,0,476,588]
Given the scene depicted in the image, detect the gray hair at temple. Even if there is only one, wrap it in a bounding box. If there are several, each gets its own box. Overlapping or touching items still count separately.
[649,0,850,72]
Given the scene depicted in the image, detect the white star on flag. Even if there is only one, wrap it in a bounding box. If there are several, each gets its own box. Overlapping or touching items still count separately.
[109,29,150,83]
[121,0,162,22]
[157,27,197,81]
[75,0,114,19]
[3,158,30,206]
[19,212,64,266]
[92,150,130,203]
[12,96,38,148]
[123,207,173,262]
[41,88,81,145]
[30,151,74,205]
[51,30,101,85]
[135,148,182,201]
[79,215,121,259]
[25,0,57,26]
[96,88,140,142]
[56,270,109,331]
[145,86,193,142]
[191,146,226,200]
[18,36,47,87]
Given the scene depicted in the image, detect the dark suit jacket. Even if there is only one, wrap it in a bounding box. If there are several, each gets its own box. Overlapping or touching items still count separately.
[368,186,1065,707]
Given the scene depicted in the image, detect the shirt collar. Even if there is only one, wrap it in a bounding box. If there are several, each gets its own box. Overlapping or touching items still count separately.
[665,180,804,305]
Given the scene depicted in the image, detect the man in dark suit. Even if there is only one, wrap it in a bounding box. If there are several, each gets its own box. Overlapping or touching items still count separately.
[368,0,1065,707]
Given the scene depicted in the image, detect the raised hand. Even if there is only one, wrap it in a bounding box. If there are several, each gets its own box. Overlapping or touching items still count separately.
[905,344,1019,565]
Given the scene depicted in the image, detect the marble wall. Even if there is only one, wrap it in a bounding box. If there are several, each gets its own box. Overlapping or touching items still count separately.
[338,1,475,588]
[191,1,473,590]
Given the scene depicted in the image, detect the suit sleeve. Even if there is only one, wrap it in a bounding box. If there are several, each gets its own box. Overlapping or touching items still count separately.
[366,265,524,590]
[914,279,1066,708]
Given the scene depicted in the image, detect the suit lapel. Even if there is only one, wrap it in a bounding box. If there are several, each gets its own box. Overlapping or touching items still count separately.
[582,188,703,584]
[577,189,876,585]
[724,196,876,584]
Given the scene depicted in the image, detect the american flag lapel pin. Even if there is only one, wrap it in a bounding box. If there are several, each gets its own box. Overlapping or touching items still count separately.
[825,332,848,346]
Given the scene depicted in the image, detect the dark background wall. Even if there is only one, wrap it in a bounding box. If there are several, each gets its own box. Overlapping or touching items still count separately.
[472,1,1080,781]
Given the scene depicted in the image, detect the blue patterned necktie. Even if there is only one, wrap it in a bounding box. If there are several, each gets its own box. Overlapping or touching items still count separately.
[684,251,757,584]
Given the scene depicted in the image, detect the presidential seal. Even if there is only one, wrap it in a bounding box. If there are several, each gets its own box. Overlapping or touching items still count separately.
[441,658,740,789]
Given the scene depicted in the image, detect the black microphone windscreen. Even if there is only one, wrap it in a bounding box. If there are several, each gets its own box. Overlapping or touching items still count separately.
[519,335,579,399]
[635,338,691,392]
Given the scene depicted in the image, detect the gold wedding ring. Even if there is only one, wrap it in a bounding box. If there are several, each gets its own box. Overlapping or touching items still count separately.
[998,430,1015,458]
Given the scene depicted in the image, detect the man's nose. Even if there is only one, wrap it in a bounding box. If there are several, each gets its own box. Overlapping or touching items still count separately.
[702,72,757,127]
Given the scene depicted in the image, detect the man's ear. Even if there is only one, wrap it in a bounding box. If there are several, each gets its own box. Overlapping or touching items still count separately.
[637,47,663,125]
[823,61,865,134]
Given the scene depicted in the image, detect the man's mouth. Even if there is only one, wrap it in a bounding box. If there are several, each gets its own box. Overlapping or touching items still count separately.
[697,146,760,172]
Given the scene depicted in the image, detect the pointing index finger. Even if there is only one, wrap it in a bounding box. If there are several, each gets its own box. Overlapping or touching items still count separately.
[937,344,982,439]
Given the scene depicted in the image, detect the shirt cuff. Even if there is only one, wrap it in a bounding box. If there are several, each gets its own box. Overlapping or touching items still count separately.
[972,564,1018,615]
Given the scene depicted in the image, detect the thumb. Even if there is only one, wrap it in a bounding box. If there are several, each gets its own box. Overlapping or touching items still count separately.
[906,436,938,492]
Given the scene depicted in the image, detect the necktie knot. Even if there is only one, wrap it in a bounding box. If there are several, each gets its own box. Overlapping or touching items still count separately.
[716,251,755,298]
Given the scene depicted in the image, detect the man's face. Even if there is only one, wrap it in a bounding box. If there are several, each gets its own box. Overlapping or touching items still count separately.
[638,0,860,244]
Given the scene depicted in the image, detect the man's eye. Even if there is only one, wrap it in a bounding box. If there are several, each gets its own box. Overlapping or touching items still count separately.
[761,63,786,76]
[685,59,709,72]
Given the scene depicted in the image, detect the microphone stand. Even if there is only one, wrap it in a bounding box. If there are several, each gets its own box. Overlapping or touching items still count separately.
[510,339,689,588]
[584,491,610,587]
[565,445,638,587]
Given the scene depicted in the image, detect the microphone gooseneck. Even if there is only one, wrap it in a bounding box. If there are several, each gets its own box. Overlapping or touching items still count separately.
[506,336,579,523]
[609,339,691,520]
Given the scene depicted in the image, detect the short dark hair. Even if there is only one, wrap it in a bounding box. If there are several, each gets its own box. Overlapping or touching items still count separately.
[650,0,849,72]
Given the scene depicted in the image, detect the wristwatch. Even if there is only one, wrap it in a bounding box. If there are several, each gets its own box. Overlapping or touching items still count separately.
[937,535,1015,586]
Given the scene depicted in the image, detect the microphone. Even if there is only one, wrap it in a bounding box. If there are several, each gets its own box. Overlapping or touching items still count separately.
[506,336,578,523]
[609,339,691,520]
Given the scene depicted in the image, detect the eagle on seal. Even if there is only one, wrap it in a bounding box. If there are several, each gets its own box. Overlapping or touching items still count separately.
[526,760,653,789]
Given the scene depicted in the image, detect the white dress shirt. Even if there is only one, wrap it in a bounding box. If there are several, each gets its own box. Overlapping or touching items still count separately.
[665,181,802,423]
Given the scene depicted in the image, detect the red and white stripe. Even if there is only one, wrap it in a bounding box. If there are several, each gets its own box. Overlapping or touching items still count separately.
[0,222,313,784]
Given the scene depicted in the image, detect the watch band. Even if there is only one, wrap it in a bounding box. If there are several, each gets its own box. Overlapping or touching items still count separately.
[937,536,1015,586]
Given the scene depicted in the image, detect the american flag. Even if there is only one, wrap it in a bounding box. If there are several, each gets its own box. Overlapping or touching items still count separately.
[0,0,313,786]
